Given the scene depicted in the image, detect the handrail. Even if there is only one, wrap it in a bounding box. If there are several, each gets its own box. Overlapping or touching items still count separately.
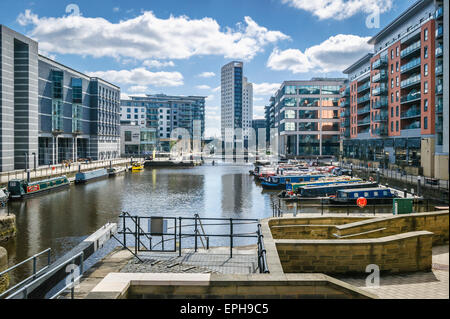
[0,248,52,298]
[257,224,269,273]
[6,251,84,299]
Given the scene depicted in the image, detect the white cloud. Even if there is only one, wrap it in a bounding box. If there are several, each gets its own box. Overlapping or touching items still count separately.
[281,0,394,20]
[87,67,184,87]
[267,34,372,74]
[196,85,212,90]
[253,82,281,96]
[113,7,120,13]
[212,86,221,93]
[128,85,148,93]
[17,10,289,61]
[198,72,216,78]
[143,60,175,68]
[206,95,215,101]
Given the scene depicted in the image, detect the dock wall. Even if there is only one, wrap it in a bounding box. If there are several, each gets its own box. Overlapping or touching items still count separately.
[0,247,8,294]
[0,214,16,243]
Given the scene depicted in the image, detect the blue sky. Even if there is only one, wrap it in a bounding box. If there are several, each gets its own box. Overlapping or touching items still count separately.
[0,0,416,137]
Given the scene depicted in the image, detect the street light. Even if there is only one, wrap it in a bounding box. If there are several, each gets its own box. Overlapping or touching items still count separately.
[32,152,36,171]
[24,152,30,182]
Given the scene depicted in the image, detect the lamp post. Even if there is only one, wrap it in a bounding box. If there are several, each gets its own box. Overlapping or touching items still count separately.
[32,152,36,171]
[417,176,421,197]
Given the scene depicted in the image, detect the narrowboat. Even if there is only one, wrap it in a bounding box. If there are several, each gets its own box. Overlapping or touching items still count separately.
[261,174,327,190]
[297,181,379,198]
[1,188,9,207]
[285,177,363,193]
[327,187,399,205]
[107,167,126,177]
[7,176,69,199]
[75,169,108,184]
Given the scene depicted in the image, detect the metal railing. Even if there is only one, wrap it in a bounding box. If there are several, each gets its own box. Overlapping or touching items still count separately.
[256,224,269,273]
[0,248,51,299]
[5,251,84,299]
[116,212,270,273]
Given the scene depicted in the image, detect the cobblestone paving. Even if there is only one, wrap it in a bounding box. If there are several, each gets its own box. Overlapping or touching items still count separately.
[337,245,449,299]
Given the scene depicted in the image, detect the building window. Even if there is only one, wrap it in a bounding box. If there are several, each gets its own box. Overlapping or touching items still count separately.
[396,121,399,132]
[396,76,399,87]
[396,62,399,72]
[396,106,399,117]
[125,131,132,142]
[127,108,131,113]
[391,49,394,59]
[424,64,428,76]
[424,81,428,94]
[127,114,131,119]
[424,99,428,112]
[391,107,394,117]
[424,28,428,41]
[391,64,394,74]
[391,79,394,88]
[391,121,394,132]
[396,91,399,102]
[396,46,399,57]
[424,46,428,59]
[424,117,428,130]
[391,93,394,103]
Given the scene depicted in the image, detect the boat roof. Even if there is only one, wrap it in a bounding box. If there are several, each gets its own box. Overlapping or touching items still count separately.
[302,182,375,189]
[339,188,392,193]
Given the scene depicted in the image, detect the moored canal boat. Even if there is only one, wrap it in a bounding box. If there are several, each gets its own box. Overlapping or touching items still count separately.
[75,169,108,184]
[295,181,379,198]
[7,176,69,199]
[326,187,399,205]
[131,162,144,171]
[261,174,327,190]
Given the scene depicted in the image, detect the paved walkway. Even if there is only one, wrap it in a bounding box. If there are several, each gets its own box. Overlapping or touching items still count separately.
[336,245,449,299]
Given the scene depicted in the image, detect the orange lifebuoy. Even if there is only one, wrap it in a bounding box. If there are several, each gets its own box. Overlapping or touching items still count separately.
[357,197,367,208]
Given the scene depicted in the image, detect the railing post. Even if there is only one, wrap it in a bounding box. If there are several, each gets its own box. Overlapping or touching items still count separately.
[194,216,198,252]
[230,218,233,258]
[70,268,75,299]
[178,217,182,257]
[134,216,138,256]
[32,256,37,279]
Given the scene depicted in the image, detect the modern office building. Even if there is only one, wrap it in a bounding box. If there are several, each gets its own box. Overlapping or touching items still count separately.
[251,119,266,149]
[0,25,120,172]
[269,78,345,158]
[221,61,253,141]
[119,124,157,156]
[120,94,206,152]
[341,0,448,179]
[265,97,275,144]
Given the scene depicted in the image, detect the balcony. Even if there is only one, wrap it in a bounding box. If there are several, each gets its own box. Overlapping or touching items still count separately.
[357,117,371,126]
[401,74,421,89]
[403,121,421,130]
[340,109,350,117]
[372,84,388,96]
[401,57,421,74]
[373,97,388,109]
[400,40,421,59]
[373,111,388,122]
[436,6,443,20]
[357,81,371,94]
[357,106,371,115]
[401,90,421,104]
[373,125,388,136]
[340,100,350,108]
[401,107,421,119]
[372,56,388,70]
[341,87,350,97]
[372,70,387,83]
[435,64,443,76]
[357,94,371,104]
[436,45,443,57]
[436,98,443,113]
[436,25,443,39]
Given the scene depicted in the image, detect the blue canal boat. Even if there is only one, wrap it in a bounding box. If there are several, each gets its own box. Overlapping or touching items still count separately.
[261,175,326,190]
[327,187,398,205]
[297,182,379,198]
[75,169,108,184]
[7,176,70,199]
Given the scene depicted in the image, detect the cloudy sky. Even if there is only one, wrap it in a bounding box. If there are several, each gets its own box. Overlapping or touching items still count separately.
[1,0,416,137]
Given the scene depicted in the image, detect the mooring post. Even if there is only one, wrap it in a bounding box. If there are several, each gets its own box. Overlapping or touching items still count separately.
[194,216,198,252]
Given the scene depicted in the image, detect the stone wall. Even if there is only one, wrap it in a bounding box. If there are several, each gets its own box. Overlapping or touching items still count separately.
[86,273,376,299]
[0,214,16,243]
[0,246,9,294]
[276,231,433,274]
[335,211,449,244]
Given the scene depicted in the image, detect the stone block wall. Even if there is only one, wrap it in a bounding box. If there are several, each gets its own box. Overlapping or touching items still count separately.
[0,214,16,243]
[335,211,449,244]
[275,231,433,274]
